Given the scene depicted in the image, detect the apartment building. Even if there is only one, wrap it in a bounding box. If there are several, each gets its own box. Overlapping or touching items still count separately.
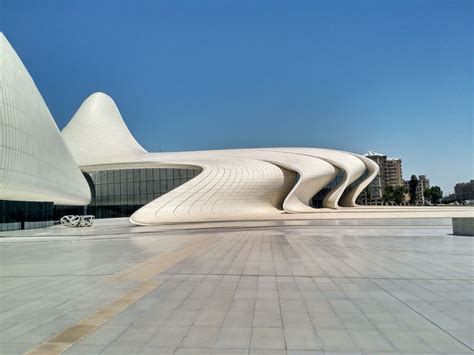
[358,151,403,205]
[454,180,474,202]
[404,175,430,205]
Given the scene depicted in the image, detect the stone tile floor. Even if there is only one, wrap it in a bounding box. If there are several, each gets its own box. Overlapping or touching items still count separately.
[0,218,472,354]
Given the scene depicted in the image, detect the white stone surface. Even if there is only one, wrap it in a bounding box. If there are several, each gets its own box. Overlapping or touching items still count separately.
[453,217,474,236]
[0,33,90,205]
[0,218,472,354]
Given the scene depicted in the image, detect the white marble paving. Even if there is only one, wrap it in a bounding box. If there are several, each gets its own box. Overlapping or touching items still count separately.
[0,218,472,354]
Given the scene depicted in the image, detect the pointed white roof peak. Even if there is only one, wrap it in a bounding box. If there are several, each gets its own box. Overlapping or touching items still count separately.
[0,32,91,205]
[62,92,147,166]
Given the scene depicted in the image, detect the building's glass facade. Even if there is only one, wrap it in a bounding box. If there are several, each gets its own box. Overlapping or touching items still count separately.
[83,168,201,219]
[310,171,368,208]
[310,172,344,208]
[0,200,54,231]
[1,168,201,230]
[343,171,368,204]
[2,167,371,230]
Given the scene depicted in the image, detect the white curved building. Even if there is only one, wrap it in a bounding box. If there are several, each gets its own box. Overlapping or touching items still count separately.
[0,32,379,228]
[59,92,379,224]
[0,33,90,206]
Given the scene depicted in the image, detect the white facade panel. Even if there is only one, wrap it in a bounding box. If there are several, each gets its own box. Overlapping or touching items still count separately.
[0,33,90,205]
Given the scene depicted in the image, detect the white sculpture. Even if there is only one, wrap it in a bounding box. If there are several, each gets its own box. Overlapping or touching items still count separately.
[60,215,95,227]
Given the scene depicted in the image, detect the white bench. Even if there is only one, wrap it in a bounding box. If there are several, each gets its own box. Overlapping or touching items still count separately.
[452,218,474,236]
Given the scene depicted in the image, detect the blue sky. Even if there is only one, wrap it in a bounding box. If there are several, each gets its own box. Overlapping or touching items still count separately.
[1,0,472,193]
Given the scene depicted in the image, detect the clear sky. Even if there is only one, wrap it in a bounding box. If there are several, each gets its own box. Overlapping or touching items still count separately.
[1,0,472,194]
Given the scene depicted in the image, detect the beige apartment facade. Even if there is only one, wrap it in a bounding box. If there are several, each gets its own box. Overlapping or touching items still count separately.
[404,175,431,205]
[358,151,403,205]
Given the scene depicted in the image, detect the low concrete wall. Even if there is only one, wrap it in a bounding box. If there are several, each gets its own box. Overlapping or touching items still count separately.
[452,218,474,236]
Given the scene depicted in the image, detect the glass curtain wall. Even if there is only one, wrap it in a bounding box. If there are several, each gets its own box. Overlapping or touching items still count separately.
[84,168,201,219]
[310,171,368,208]
[310,172,344,208]
[0,200,54,231]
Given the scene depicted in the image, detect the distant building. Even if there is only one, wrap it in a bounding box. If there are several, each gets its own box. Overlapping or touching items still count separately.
[454,180,474,202]
[441,193,456,204]
[385,157,404,187]
[358,151,403,205]
[404,175,430,205]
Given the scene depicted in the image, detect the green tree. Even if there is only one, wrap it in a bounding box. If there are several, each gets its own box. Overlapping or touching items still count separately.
[423,188,432,203]
[409,175,418,205]
[383,185,406,205]
[392,186,406,205]
[425,186,443,204]
[382,186,394,204]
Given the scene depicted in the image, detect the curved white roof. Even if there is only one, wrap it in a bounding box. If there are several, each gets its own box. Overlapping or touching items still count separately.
[57,92,380,223]
[62,92,147,166]
[1,32,379,221]
[128,147,376,224]
[0,33,90,205]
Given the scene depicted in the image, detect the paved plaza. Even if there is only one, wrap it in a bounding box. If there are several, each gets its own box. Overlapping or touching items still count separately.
[0,217,473,354]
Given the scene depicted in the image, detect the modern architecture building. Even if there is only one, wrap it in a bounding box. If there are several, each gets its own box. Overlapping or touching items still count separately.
[357,151,403,205]
[0,33,379,230]
[0,33,91,230]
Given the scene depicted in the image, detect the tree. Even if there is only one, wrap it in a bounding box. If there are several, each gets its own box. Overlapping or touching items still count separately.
[425,186,443,204]
[409,175,418,205]
[383,185,406,205]
[423,188,431,203]
[382,186,395,204]
[392,185,406,205]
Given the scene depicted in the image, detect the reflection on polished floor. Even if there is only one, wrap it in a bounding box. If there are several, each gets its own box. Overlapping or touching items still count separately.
[0,218,473,354]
